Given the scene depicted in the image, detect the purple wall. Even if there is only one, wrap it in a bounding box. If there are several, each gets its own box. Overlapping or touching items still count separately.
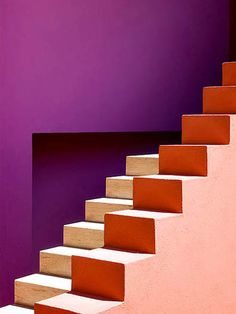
[0,0,229,306]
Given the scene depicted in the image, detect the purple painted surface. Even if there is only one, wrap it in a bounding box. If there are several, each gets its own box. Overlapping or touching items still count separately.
[0,0,229,305]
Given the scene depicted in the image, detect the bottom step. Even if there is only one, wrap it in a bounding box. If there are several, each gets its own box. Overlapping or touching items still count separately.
[15,273,71,308]
[0,306,33,313]
[35,292,123,314]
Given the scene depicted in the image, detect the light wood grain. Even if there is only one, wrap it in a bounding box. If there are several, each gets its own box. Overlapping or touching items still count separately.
[40,246,90,278]
[106,176,133,199]
[85,198,133,222]
[15,274,71,308]
[64,221,104,249]
[126,154,159,176]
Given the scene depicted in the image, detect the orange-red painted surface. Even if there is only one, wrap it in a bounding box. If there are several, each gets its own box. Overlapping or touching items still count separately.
[72,255,125,301]
[203,86,236,113]
[222,62,236,85]
[104,210,180,254]
[105,211,156,253]
[133,176,183,213]
[182,114,231,144]
[159,145,208,176]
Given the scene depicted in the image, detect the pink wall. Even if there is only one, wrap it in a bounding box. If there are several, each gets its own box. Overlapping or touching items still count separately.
[0,0,229,306]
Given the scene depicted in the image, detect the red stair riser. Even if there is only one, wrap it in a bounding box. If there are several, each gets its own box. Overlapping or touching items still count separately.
[222,62,236,86]
[159,145,208,176]
[182,115,230,145]
[203,87,236,113]
[133,177,182,213]
[72,256,125,301]
[104,214,156,254]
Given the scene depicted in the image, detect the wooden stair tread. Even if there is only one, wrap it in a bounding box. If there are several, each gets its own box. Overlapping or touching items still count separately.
[40,246,89,257]
[106,176,134,199]
[63,221,104,250]
[85,198,133,222]
[0,306,33,313]
[15,274,71,308]
[126,154,159,176]
[183,113,232,117]
[106,175,133,180]
[64,221,104,230]
[126,154,158,158]
[15,273,71,290]
[86,197,133,205]
[40,246,92,278]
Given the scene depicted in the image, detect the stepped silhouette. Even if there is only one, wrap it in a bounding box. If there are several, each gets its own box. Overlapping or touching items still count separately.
[1,62,236,314]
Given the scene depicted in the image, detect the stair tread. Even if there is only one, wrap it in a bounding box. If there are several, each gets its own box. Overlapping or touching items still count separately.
[107,209,181,220]
[78,248,153,264]
[0,306,33,313]
[36,293,123,314]
[183,113,232,117]
[127,154,158,158]
[137,174,203,181]
[161,144,223,148]
[205,85,236,89]
[223,61,236,64]
[15,273,71,290]
[64,221,104,230]
[107,175,133,180]
[86,197,133,205]
[41,246,90,257]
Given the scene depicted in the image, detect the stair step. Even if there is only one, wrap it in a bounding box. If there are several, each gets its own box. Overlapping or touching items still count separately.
[222,62,236,85]
[133,174,201,213]
[85,198,133,222]
[72,248,153,301]
[106,176,133,199]
[64,221,104,249]
[0,306,33,313]
[15,273,71,308]
[182,114,231,145]
[40,246,90,278]
[105,210,181,253]
[203,86,236,113]
[35,292,123,314]
[159,145,208,176]
[126,154,159,176]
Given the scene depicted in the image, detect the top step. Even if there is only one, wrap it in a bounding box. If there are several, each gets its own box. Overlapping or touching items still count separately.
[222,62,236,86]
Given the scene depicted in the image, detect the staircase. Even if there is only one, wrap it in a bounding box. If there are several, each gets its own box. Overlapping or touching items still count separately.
[1,62,236,313]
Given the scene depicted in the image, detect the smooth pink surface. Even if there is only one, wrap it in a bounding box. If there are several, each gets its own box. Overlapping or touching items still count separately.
[105,137,236,312]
